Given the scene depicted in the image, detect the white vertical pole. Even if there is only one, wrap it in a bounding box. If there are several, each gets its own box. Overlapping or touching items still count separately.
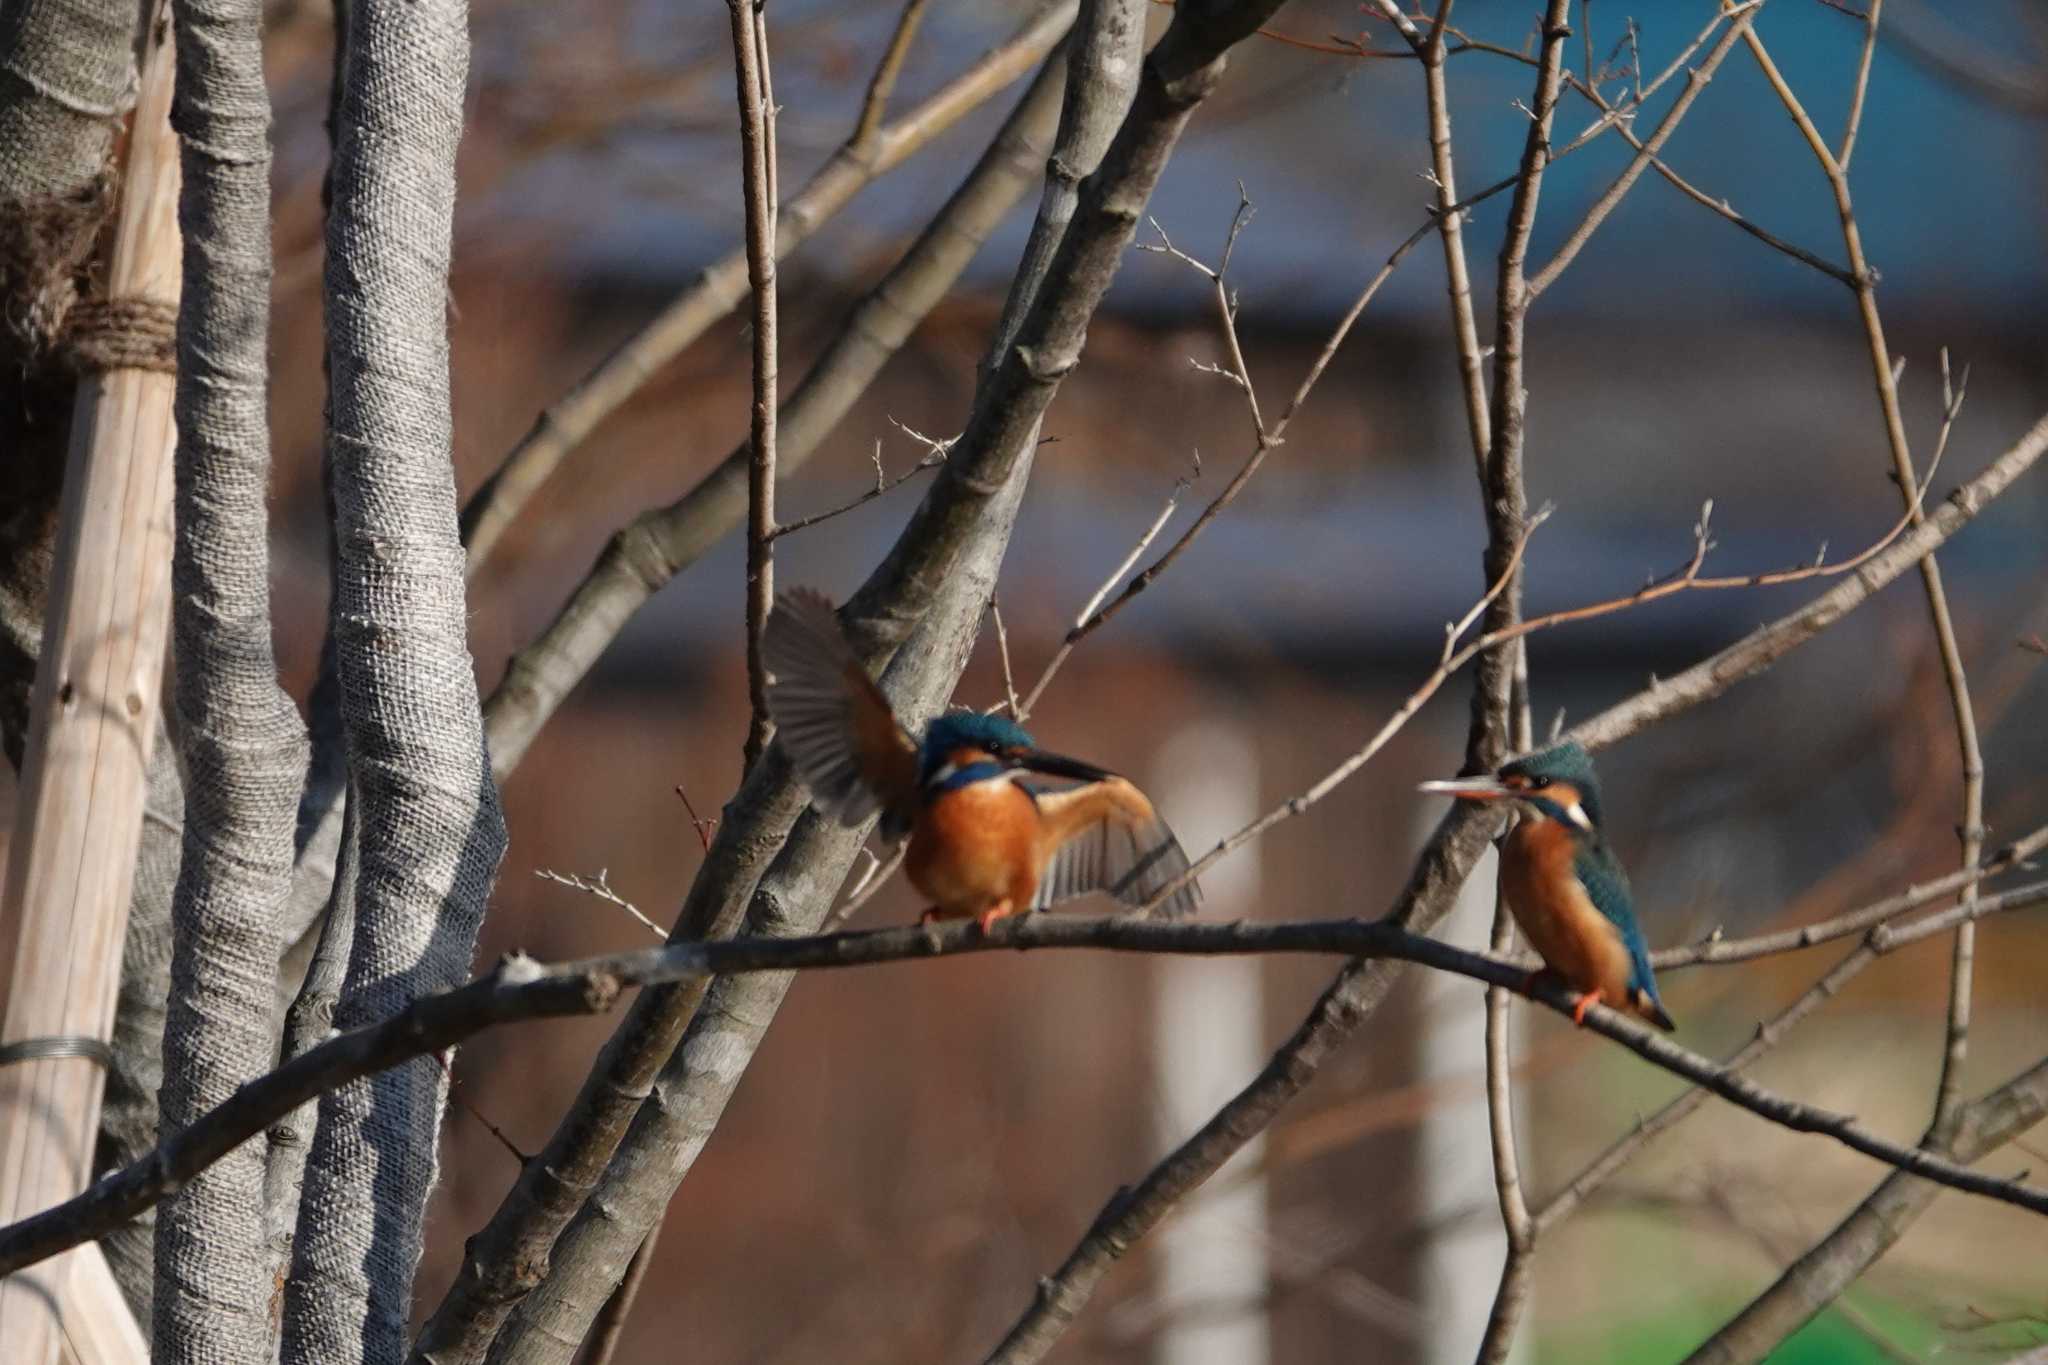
[1151,722,1269,1365]
[1413,810,1530,1364]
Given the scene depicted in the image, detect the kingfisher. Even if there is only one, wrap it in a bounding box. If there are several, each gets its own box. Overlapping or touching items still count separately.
[762,588,1201,928]
[1419,741,1675,1031]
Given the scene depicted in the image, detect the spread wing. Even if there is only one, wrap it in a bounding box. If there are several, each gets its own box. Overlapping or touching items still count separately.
[762,588,918,825]
[1575,842,1666,1011]
[1028,779,1202,919]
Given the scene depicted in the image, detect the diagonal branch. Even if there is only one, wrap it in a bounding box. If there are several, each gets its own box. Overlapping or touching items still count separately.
[980,405,2048,1357]
[455,0,1076,575]
[480,48,1069,777]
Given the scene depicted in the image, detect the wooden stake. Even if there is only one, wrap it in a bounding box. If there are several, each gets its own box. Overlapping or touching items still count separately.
[0,8,179,1359]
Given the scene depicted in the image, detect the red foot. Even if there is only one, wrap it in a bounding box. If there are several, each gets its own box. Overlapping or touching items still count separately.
[1570,990,1603,1026]
[975,900,1017,934]
[918,908,945,927]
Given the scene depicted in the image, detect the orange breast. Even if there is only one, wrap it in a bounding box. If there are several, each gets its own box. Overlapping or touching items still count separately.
[905,778,1043,918]
[1500,820,1634,1004]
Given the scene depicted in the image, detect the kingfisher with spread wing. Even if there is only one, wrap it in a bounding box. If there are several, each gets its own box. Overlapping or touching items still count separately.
[1419,741,1675,1031]
[763,588,1201,928]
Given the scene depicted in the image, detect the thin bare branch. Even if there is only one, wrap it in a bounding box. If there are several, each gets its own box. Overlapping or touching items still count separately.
[1838,0,1881,169]
[536,867,664,940]
[1370,0,1490,470]
[765,442,945,541]
[1475,893,1535,1364]
[1528,2,1761,299]
[1653,823,2048,969]
[851,0,933,150]
[1014,453,1195,718]
[732,0,779,769]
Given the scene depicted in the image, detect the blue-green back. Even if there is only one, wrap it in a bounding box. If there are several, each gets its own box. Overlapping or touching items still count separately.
[1574,840,1665,1008]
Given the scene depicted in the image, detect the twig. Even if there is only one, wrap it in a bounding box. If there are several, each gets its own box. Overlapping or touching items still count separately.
[823,844,905,930]
[435,1054,530,1166]
[1135,502,1553,913]
[1576,88,1855,286]
[1652,823,2048,969]
[732,0,779,769]
[1136,458,1947,916]
[1475,892,1535,1364]
[1527,2,1762,299]
[1014,453,1197,719]
[11,911,2048,1283]
[988,596,1024,719]
[1734,34,1998,1351]
[851,0,933,150]
[1923,349,1984,1139]
[1369,0,1490,470]
[765,441,945,541]
[1838,0,1881,169]
[536,867,664,940]
[1569,409,2048,749]
[674,783,718,851]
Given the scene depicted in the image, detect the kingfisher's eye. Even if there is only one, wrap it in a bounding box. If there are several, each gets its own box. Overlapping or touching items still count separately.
[1528,776,1551,790]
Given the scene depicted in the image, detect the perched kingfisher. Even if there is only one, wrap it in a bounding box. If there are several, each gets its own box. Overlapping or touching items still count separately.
[762,588,1201,928]
[1419,741,1675,1031]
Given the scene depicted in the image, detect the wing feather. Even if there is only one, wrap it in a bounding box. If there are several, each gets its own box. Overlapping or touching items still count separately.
[762,588,918,824]
[1028,780,1201,919]
[1575,842,1667,1012]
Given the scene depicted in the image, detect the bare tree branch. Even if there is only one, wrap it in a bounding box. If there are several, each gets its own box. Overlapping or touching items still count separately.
[1682,1056,2048,1365]
[731,0,778,769]
[982,404,2048,1357]
[851,0,933,149]
[1371,0,1491,470]
[481,48,1069,777]
[1527,2,1759,298]
[1476,893,1535,1364]
[12,903,2048,1286]
[455,0,1077,576]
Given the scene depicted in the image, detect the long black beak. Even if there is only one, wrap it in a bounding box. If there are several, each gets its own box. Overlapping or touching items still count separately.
[1012,749,1118,784]
[1416,775,1517,801]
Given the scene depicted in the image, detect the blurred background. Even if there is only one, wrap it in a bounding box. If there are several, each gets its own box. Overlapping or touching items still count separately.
[102,0,2048,1359]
